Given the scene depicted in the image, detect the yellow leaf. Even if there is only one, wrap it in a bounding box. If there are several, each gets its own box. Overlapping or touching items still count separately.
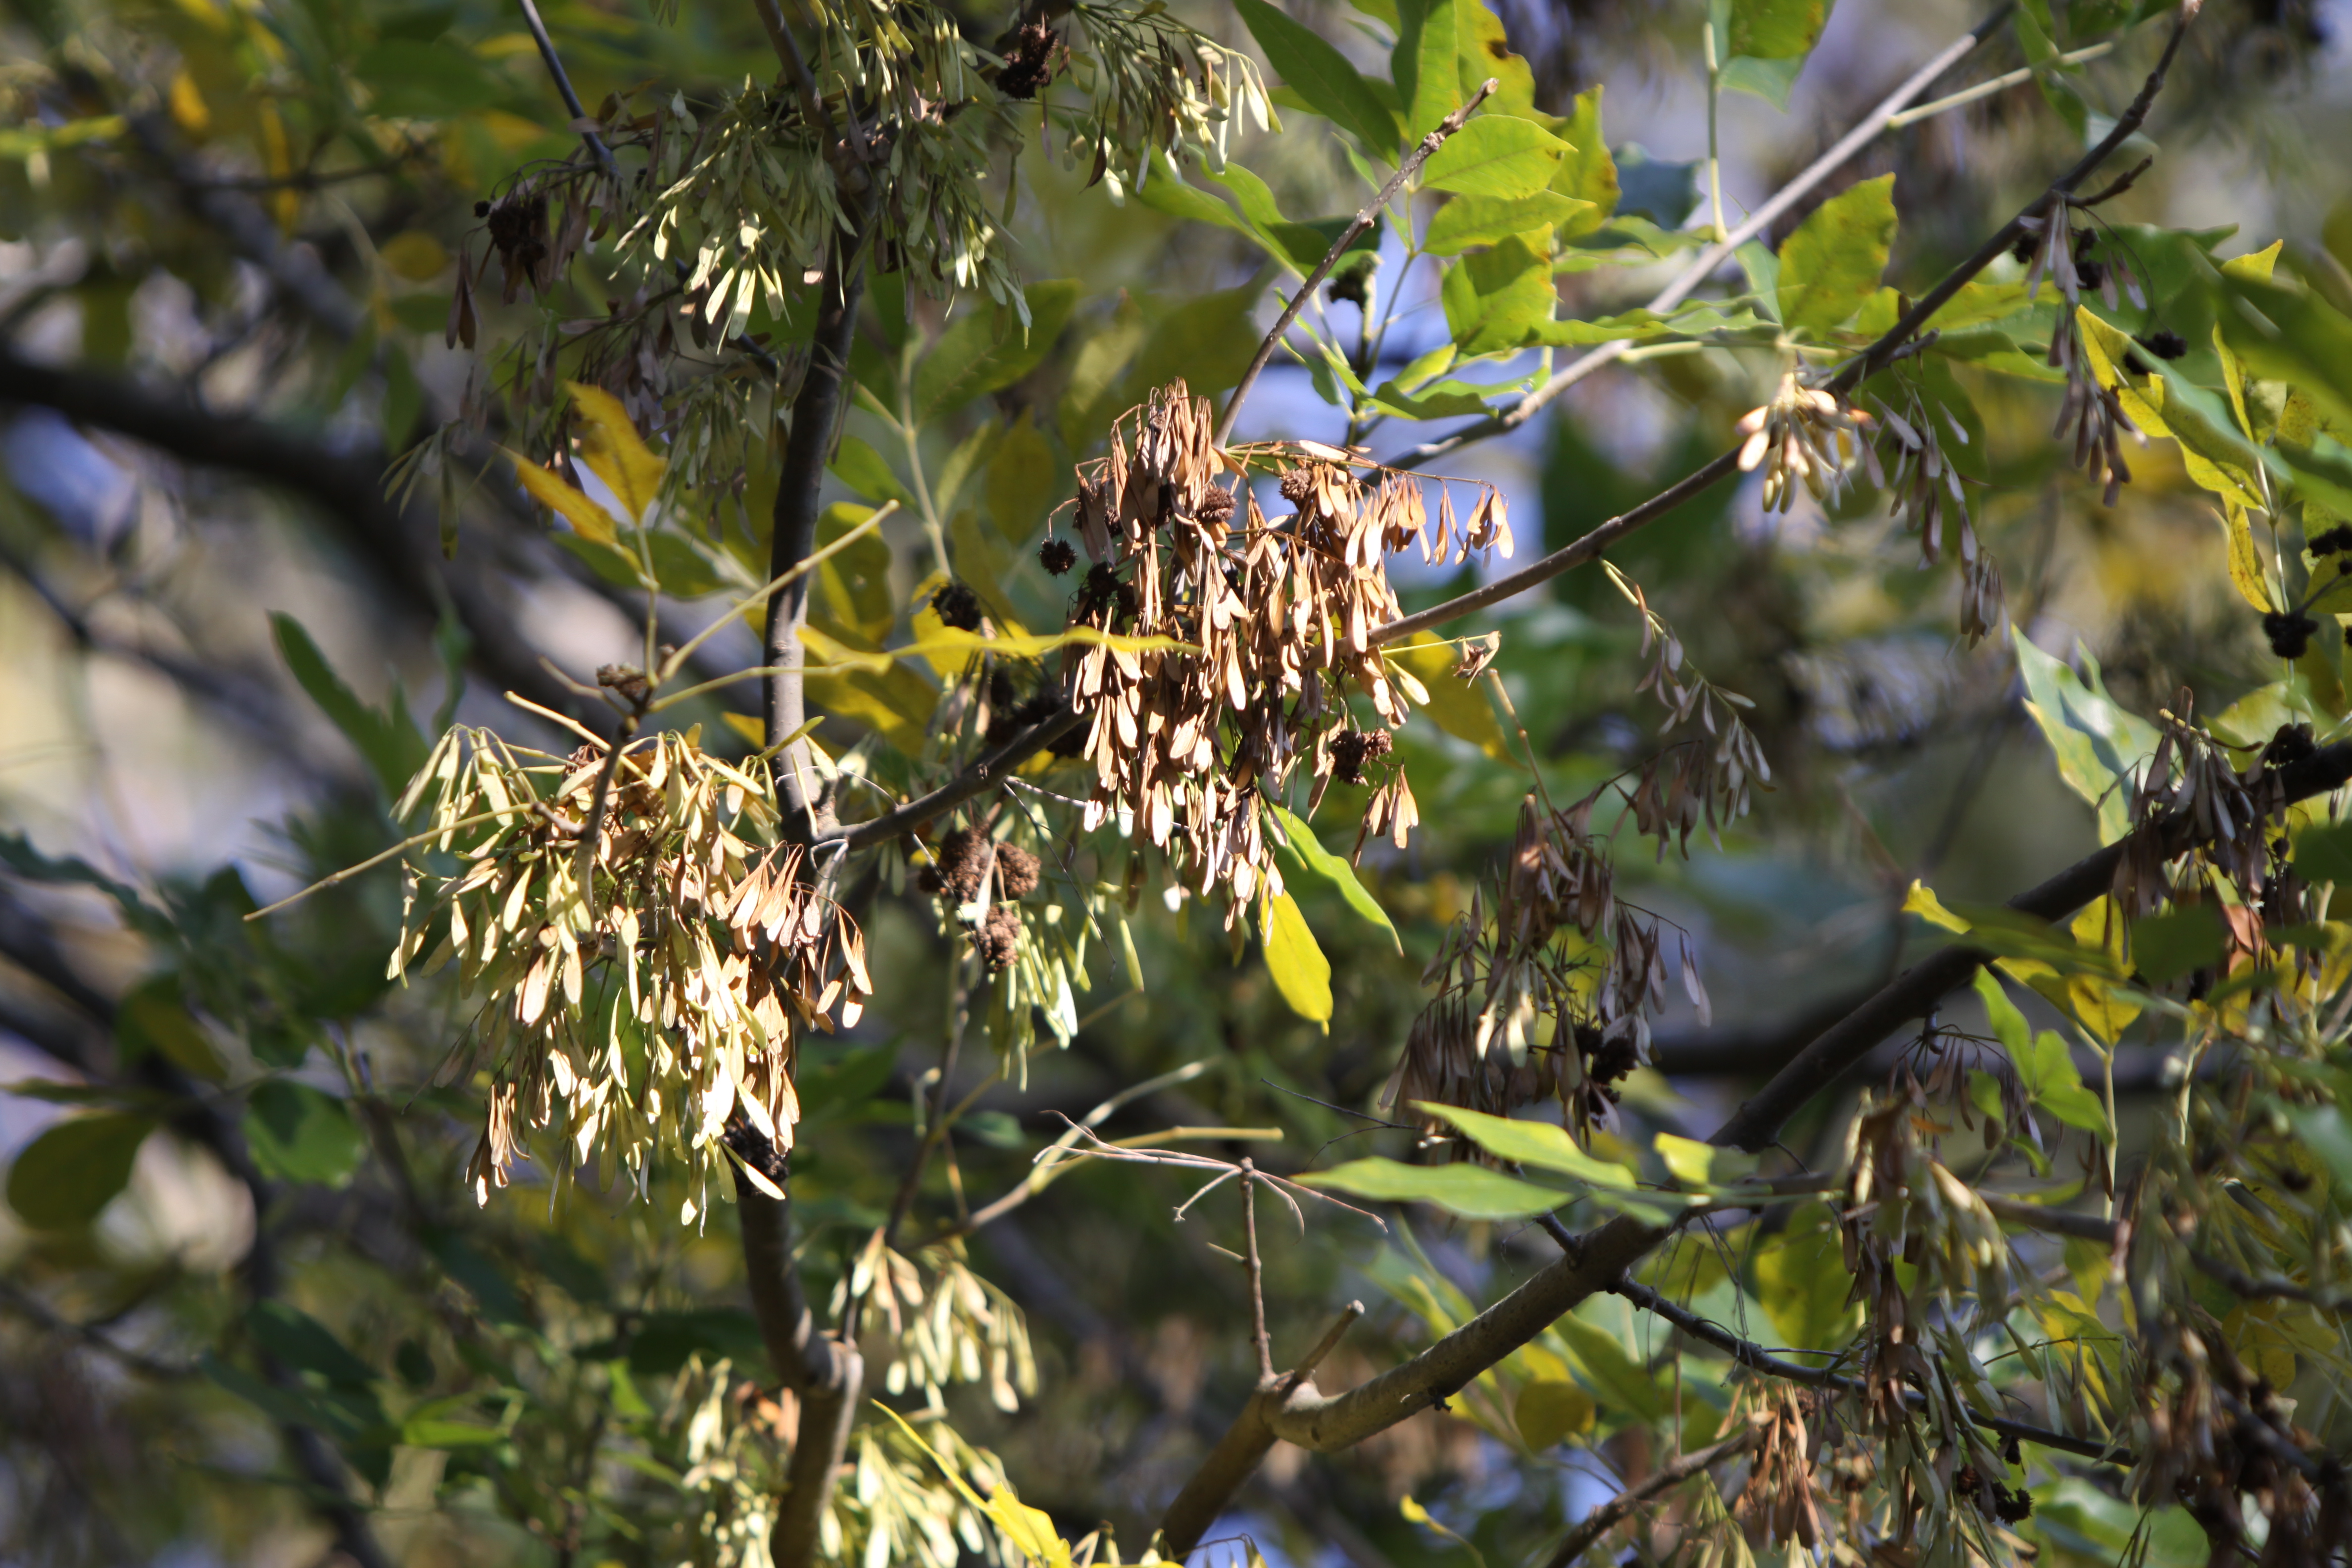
[2221,241,2284,283]
[168,69,210,137]
[380,230,448,282]
[1260,890,1332,1031]
[2222,504,2275,612]
[1514,1379,1594,1448]
[1902,879,1970,933]
[1388,634,1516,762]
[566,382,665,526]
[1401,1496,1487,1568]
[507,449,625,547]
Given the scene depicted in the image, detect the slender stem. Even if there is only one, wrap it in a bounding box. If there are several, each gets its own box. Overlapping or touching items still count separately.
[1243,1161,1274,1380]
[1540,1425,1762,1568]
[1216,79,1499,448]
[1373,11,2191,644]
[1703,19,1726,244]
[650,501,895,693]
[514,0,616,175]
[244,806,539,920]
[750,0,838,148]
[1388,7,2015,471]
[1884,41,2115,127]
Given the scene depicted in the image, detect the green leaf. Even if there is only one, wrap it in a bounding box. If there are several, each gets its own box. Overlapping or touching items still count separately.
[271,613,429,800]
[1412,1103,1646,1189]
[1424,191,1591,256]
[912,280,1082,422]
[1717,53,1805,110]
[1514,1379,1595,1447]
[1979,973,2107,1132]
[2128,904,2227,985]
[983,411,1060,547]
[1133,150,1252,235]
[1750,1201,1860,1357]
[2013,630,2160,844]
[1440,232,1557,356]
[1299,1156,1569,1219]
[1420,116,1569,200]
[1554,1312,1664,1421]
[1233,0,1398,152]
[1728,0,1834,59]
[243,1079,367,1187]
[402,1419,507,1447]
[1394,0,1461,139]
[1552,88,1617,239]
[1388,634,1518,758]
[6,1112,151,1228]
[1776,175,1897,338]
[2015,6,2088,143]
[1261,890,1333,1030]
[1267,802,1401,953]
[828,436,915,508]
[1366,378,1496,419]
[114,975,226,1081]
[2218,275,2352,431]
[2293,819,2352,887]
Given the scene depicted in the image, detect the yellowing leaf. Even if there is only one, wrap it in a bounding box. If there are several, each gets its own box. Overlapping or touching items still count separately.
[1515,1379,1595,1448]
[506,449,626,549]
[1389,634,1515,760]
[1752,1201,1860,1359]
[566,382,665,526]
[2222,505,2275,612]
[1777,175,1896,338]
[1261,889,1332,1029]
[380,230,447,281]
[1401,1495,1487,1568]
[1654,1131,1756,1189]
[1903,879,1970,933]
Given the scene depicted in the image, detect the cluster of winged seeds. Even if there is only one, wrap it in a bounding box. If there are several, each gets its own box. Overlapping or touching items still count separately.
[1385,793,1705,1136]
[389,727,869,1217]
[1056,380,1513,913]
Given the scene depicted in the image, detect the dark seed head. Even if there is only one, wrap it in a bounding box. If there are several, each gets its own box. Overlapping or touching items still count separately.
[978,904,1024,971]
[474,199,492,218]
[2140,329,2188,360]
[931,580,984,632]
[1277,469,1314,505]
[994,842,1040,899]
[2264,610,2318,661]
[1039,537,1078,575]
[2309,525,2352,557]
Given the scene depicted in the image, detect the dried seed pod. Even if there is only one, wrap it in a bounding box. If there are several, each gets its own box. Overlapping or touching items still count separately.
[977,904,1023,971]
[993,842,1040,899]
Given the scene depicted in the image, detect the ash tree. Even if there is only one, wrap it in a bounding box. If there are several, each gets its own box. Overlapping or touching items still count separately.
[5,0,2352,1564]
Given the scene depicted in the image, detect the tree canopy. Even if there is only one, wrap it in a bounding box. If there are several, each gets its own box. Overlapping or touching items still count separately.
[4,0,2352,1565]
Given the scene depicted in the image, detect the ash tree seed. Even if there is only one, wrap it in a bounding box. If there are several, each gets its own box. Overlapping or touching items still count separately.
[2263,610,2318,660]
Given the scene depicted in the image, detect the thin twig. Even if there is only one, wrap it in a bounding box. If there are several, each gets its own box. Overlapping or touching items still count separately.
[1280,1300,1365,1393]
[1373,11,2194,644]
[1243,1160,1274,1380]
[1539,1424,1763,1568]
[750,0,838,147]
[514,0,617,176]
[1607,1277,2130,1463]
[1215,79,1500,448]
[1391,8,2016,471]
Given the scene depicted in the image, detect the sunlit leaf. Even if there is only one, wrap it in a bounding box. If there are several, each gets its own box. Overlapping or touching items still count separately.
[1261,889,1333,1029]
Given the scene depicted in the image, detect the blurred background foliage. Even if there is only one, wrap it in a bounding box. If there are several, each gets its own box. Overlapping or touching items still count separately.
[0,0,2348,1563]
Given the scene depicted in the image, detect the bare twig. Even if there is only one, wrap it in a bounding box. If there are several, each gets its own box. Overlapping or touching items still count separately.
[1392,7,2018,472]
[1215,79,1500,448]
[1372,12,2195,645]
[514,0,617,175]
[1608,1279,2129,1463]
[1539,1423,1763,1568]
[1243,1160,1274,1381]
[1282,1300,1364,1393]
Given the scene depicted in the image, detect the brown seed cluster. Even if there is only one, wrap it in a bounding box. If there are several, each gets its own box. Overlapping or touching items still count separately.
[1733,1389,1825,1551]
[1384,793,1698,1137]
[1059,381,1511,909]
[917,827,1043,971]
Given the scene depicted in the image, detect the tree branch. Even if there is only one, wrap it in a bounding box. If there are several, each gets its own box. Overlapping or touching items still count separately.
[0,345,597,730]
[1539,1423,1762,1568]
[1394,5,2016,471]
[0,893,394,1568]
[1371,11,2195,646]
[1158,1211,1665,1554]
[1712,737,2352,1154]
[1216,79,1498,449]
[1608,1279,2129,1464]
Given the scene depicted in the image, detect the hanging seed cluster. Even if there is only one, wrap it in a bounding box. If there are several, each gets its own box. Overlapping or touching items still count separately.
[388,726,870,1216]
[1870,383,2007,643]
[1736,371,1876,514]
[834,1234,1037,1411]
[1059,380,1511,910]
[1607,562,1771,853]
[1384,793,1706,1138]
